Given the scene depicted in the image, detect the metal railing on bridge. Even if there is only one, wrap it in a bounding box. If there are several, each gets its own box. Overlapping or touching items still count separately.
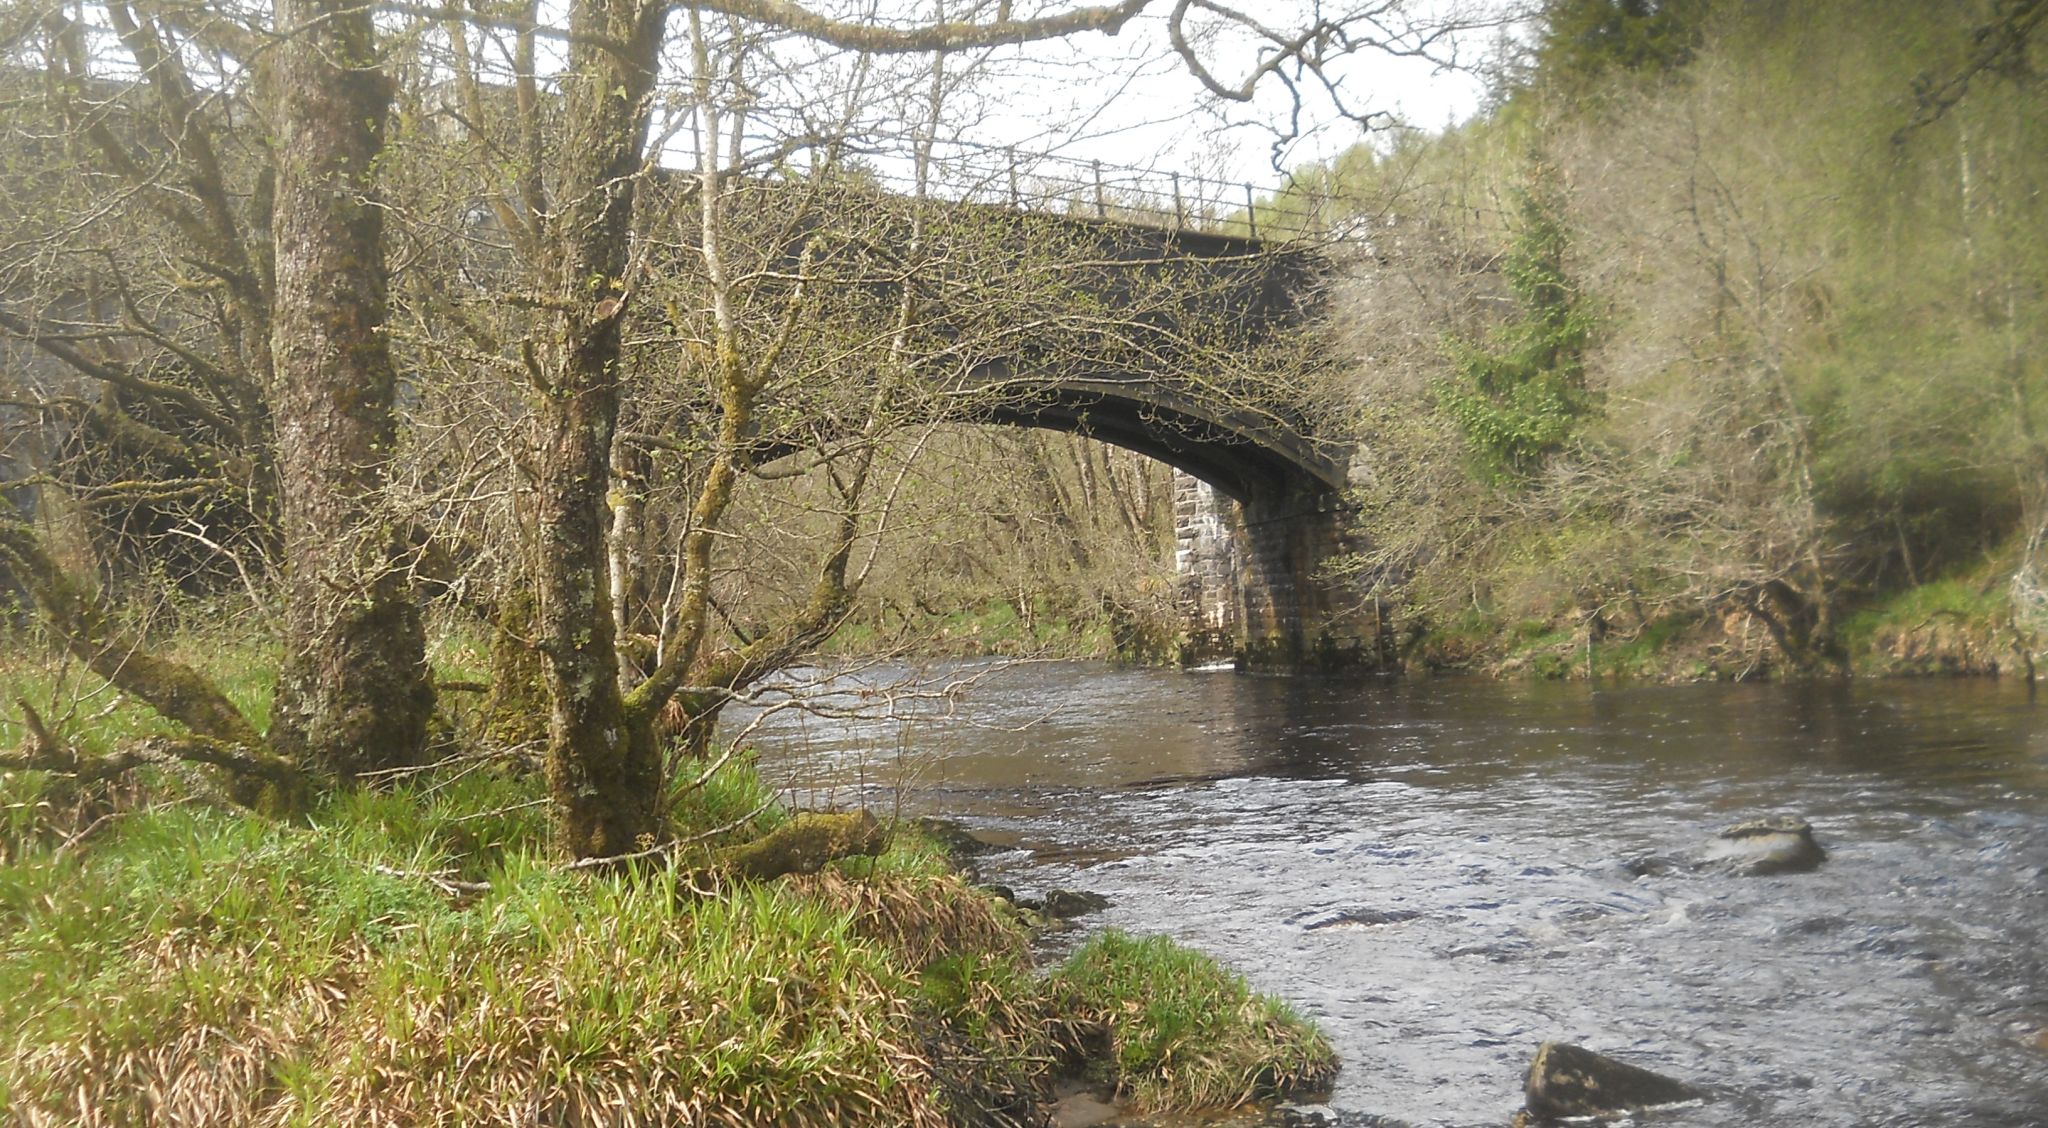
[813,138,1305,241]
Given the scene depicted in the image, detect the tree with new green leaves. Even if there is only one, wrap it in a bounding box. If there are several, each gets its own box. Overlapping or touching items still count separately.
[1437,175,1595,478]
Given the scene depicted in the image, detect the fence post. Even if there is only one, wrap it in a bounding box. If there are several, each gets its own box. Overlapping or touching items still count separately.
[1008,148,1020,208]
[1171,172,1185,230]
[1245,182,1258,239]
[1093,160,1106,219]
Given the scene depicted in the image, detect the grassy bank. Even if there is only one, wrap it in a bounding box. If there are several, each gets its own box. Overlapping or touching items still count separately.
[1409,567,2039,683]
[0,655,1333,1126]
[821,597,1180,667]
[1054,931,1337,1110]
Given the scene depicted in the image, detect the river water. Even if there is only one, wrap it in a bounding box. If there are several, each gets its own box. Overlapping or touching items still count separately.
[730,661,2048,1127]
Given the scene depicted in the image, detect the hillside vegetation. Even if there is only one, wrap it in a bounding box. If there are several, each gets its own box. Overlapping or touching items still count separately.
[1298,0,2048,678]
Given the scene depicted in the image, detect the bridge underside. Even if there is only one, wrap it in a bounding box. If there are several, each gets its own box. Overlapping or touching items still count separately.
[973,378,1344,505]
[749,379,1383,671]
[960,383,1387,670]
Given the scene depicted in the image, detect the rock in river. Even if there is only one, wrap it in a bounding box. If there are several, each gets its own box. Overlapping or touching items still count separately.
[1701,815,1827,876]
[910,816,1001,858]
[1040,888,1112,919]
[1295,908,1422,931]
[1521,1041,1705,1121]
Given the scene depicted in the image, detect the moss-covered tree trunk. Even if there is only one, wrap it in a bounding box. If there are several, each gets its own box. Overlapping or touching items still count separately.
[265,0,434,780]
[482,588,550,749]
[531,0,670,858]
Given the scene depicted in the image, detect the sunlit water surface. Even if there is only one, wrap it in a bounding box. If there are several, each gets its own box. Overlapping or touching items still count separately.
[728,662,2048,1127]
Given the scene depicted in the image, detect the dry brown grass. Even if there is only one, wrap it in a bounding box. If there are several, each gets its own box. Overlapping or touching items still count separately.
[790,870,1027,970]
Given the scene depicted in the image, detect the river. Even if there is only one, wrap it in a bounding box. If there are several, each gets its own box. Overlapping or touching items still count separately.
[729,661,2048,1127]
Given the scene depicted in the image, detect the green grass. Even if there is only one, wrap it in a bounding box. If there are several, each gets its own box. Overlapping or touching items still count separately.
[669,752,790,837]
[0,767,1028,1126]
[0,751,1335,1124]
[1048,930,1337,1112]
[1590,614,1700,680]
[1838,577,2008,670]
[1,624,1342,1124]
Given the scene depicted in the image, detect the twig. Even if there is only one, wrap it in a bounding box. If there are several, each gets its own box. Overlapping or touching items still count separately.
[450,797,548,823]
[371,863,494,897]
[53,811,123,860]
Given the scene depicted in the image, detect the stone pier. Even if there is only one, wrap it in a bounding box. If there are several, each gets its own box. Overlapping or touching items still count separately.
[1172,471,1390,671]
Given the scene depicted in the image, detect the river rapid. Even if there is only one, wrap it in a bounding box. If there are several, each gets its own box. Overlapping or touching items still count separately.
[729,661,2048,1127]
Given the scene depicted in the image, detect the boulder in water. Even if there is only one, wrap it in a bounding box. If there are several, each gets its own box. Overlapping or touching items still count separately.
[1297,908,1422,931]
[909,816,1001,858]
[1521,1041,1705,1121]
[1620,853,1681,879]
[1040,888,1112,919]
[1701,815,1827,876]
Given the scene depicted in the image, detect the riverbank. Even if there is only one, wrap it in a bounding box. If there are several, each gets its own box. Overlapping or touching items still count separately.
[0,736,1332,1125]
[815,566,2046,684]
[1412,569,2038,683]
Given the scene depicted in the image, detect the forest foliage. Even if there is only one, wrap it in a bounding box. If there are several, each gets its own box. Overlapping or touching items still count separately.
[1311,0,2048,675]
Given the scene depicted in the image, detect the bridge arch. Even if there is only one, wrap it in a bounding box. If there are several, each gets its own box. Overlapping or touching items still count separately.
[921,384,1384,671]
[699,195,1384,669]
[967,372,1345,504]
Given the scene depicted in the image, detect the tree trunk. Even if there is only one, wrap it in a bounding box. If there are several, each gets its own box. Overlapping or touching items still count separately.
[265,0,434,780]
[482,587,550,750]
[531,0,669,858]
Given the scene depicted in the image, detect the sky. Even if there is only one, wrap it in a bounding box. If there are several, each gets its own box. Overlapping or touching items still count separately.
[33,0,1506,198]
[949,2,1509,192]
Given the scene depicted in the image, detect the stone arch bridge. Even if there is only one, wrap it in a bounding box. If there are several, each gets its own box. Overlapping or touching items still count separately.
[726,178,1385,671]
[955,226,1377,670]
[670,156,1385,671]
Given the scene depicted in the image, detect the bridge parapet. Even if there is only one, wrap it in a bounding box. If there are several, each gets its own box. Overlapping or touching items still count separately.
[843,139,1290,240]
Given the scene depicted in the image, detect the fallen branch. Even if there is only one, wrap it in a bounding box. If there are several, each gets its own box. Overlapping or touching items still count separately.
[3,699,304,791]
[0,520,263,748]
[563,808,886,880]
[370,863,494,898]
[717,810,887,881]
[52,811,124,860]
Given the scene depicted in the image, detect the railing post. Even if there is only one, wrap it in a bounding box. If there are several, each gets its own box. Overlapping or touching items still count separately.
[1171,172,1185,231]
[1245,182,1258,239]
[1093,160,1106,219]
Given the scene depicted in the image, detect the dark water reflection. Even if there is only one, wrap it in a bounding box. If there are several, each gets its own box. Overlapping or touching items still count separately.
[729,663,2048,1127]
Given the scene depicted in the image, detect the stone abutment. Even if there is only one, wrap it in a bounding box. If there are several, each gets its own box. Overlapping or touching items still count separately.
[1172,471,1390,671]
